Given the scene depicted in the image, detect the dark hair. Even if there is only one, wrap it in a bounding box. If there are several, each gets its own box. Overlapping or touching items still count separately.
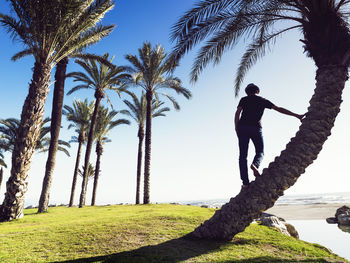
[245,83,260,95]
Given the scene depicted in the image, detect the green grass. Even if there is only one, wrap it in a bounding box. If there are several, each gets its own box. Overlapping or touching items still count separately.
[0,204,347,263]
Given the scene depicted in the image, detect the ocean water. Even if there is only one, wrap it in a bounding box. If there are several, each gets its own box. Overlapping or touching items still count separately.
[180,191,350,208]
[290,220,350,261]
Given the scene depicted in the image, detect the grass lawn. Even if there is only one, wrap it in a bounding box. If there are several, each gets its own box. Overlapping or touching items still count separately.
[0,204,347,263]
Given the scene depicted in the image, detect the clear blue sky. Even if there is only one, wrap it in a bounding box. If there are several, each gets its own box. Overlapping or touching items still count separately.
[0,0,349,206]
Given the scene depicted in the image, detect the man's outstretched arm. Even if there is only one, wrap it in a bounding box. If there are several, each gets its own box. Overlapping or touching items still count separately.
[272,105,306,121]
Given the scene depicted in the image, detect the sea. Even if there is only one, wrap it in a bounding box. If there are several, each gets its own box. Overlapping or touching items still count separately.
[178,191,350,208]
[179,192,350,261]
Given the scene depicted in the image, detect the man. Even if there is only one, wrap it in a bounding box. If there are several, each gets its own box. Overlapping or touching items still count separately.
[235,83,305,188]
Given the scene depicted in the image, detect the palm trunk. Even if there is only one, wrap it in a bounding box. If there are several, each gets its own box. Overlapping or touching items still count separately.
[0,61,51,222]
[79,95,102,208]
[190,65,348,240]
[69,133,84,207]
[38,57,69,213]
[136,125,144,204]
[0,167,3,191]
[143,90,153,204]
[91,141,102,206]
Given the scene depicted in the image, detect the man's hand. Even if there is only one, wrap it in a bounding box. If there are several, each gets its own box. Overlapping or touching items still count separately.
[297,113,307,121]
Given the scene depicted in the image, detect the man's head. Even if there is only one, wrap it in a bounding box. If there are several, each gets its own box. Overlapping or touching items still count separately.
[245,83,260,95]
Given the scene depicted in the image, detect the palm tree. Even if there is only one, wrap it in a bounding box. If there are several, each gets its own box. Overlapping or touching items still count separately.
[125,42,192,204]
[0,150,5,191]
[63,99,94,207]
[91,105,130,206]
[0,118,70,155]
[0,0,114,221]
[121,92,170,204]
[67,54,130,207]
[79,163,95,182]
[171,0,350,240]
[36,3,114,214]
[0,167,3,192]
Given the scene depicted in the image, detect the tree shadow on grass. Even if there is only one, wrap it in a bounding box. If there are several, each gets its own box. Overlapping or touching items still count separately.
[53,236,342,263]
[53,235,257,263]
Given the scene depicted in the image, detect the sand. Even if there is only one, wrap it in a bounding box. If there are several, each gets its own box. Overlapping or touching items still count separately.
[265,203,349,220]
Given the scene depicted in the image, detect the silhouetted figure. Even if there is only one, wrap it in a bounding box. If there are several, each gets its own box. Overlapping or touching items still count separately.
[235,83,305,188]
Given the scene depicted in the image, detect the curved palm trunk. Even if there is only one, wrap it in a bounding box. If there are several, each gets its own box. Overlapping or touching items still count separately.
[0,61,51,222]
[69,133,84,207]
[190,65,348,240]
[143,91,153,204]
[38,57,69,213]
[79,96,102,208]
[136,125,144,204]
[91,141,102,206]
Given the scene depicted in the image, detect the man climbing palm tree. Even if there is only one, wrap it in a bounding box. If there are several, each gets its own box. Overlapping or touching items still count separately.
[235,83,305,188]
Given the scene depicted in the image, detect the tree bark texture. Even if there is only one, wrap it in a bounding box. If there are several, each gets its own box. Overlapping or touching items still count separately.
[91,141,102,206]
[190,65,348,240]
[143,91,152,204]
[69,133,84,207]
[38,57,68,213]
[0,168,3,192]
[136,125,144,204]
[79,96,102,208]
[0,61,51,221]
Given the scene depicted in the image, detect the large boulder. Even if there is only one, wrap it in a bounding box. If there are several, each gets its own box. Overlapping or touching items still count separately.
[258,213,298,238]
[326,205,350,226]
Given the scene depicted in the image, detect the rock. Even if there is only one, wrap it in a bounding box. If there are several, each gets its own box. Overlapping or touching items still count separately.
[285,223,299,239]
[338,224,350,233]
[335,206,350,218]
[260,215,291,236]
[338,214,350,226]
[332,206,350,226]
[201,205,209,208]
[326,217,338,224]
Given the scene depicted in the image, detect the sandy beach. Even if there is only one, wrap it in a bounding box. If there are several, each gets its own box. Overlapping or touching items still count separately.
[265,203,349,220]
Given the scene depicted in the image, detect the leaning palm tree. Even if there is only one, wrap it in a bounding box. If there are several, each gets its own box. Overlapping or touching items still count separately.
[63,99,94,207]
[67,54,130,207]
[121,92,170,204]
[91,105,130,206]
[0,0,114,221]
[171,0,350,240]
[125,42,192,204]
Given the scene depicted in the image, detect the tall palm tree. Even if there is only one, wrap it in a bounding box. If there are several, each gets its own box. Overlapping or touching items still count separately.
[121,92,170,204]
[63,99,94,207]
[91,105,130,206]
[125,42,192,204]
[67,54,130,207]
[0,0,114,221]
[171,0,350,240]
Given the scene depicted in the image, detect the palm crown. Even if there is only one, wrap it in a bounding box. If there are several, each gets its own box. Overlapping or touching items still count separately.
[125,42,192,108]
[0,118,70,156]
[121,92,171,127]
[63,99,95,144]
[0,0,114,67]
[171,0,350,93]
[67,53,130,101]
[94,106,130,146]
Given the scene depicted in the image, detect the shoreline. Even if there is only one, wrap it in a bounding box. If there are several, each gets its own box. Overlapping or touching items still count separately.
[265,203,349,220]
